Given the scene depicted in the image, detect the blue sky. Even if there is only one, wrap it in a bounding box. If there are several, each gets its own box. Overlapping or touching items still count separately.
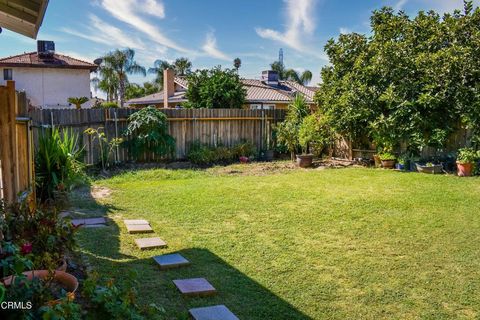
[0,0,478,90]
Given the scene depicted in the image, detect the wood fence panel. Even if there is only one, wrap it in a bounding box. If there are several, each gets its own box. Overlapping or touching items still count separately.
[29,108,286,165]
[0,81,35,204]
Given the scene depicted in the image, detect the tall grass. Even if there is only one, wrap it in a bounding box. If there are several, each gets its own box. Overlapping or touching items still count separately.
[35,128,85,202]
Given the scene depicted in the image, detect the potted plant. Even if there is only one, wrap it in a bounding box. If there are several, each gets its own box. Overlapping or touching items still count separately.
[297,114,324,168]
[379,152,396,169]
[416,162,443,174]
[456,148,479,177]
[396,154,406,170]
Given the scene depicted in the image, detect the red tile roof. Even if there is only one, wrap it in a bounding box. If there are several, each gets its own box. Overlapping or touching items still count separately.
[0,52,98,71]
[127,76,318,105]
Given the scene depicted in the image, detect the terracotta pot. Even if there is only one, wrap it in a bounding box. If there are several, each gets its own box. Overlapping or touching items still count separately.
[2,270,78,302]
[373,154,382,167]
[296,154,314,168]
[457,162,474,177]
[381,159,396,169]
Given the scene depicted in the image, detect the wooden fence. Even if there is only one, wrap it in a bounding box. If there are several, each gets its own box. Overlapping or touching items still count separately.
[0,81,35,205]
[30,108,286,165]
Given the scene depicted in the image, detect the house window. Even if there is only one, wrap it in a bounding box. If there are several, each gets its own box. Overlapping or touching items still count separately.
[3,69,13,81]
[249,104,275,110]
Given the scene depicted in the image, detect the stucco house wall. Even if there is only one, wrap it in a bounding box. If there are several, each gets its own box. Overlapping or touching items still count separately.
[0,67,91,108]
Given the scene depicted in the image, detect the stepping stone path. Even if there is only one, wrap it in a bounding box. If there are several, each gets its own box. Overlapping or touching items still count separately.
[189,305,239,320]
[135,237,167,250]
[124,219,154,234]
[173,278,217,297]
[124,218,239,319]
[71,217,107,228]
[153,253,190,269]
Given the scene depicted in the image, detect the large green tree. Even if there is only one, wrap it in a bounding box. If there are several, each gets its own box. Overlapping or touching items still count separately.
[185,67,246,109]
[174,57,192,76]
[315,1,480,151]
[99,49,146,108]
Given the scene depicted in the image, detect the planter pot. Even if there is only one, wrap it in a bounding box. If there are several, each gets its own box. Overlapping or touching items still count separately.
[457,162,474,177]
[2,270,78,303]
[381,159,396,169]
[263,150,275,162]
[396,163,405,170]
[373,154,381,168]
[239,156,249,164]
[416,163,443,174]
[296,154,314,168]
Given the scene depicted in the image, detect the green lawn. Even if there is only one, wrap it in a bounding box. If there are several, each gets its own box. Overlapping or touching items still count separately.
[75,164,480,319]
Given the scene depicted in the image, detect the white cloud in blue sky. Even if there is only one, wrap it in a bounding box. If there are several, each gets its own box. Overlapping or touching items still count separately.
[0,0,478,87]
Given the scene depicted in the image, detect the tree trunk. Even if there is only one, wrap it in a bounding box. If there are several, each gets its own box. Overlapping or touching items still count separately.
[119,79,125,108]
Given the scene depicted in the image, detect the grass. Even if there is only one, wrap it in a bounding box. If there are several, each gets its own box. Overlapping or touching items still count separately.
[75,163,480,319]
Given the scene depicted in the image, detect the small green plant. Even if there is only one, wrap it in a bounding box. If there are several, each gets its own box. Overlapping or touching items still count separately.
[68,97,89,110]
[99,101,120,109]
[124,106,175,160]
[276,95,310,160]
[35,128,85,202]
[379,152,396,161]
[397,154,407,165]
[457,148,479,164]
[187,141,256,165]
[83,271,165,319]
[39,296,82,320]
[84,127,123,171]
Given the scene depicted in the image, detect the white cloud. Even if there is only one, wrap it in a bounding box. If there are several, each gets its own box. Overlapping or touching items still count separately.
[99,0,190,53]
[394,0,409,11]
[395,0,480,13]
[202,31,230,61]
[255,0,326,60]
[62,15,146,50]
[339,27,351,34]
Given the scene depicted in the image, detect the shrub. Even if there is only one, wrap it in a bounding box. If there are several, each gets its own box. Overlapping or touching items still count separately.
[187,141,256,165]
[99,101,119,109]
[0,202,78,272]
[124,106,175,160]
[68,97,89,110]
[457,148,480,164]
[379,152,396,161]
[35,128,85,203]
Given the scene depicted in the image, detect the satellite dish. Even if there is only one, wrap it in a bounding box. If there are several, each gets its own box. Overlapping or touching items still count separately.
[94,58,103,65]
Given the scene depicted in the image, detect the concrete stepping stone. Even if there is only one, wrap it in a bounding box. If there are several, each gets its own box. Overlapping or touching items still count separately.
[124,219,149,225]
[71,217,107,227]
[126,224,153,234]
[173,278,216,297]
[135,237,167,250]
[189,305,239,320]
[153,253,190,269]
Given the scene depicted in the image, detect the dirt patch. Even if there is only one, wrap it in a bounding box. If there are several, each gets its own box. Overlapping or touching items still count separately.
[91,186,112,200]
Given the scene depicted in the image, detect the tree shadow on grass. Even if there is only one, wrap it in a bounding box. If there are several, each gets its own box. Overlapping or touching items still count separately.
[78,237,313,319]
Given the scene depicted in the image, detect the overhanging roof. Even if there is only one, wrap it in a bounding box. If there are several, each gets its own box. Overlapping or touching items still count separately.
[0,0,49,38]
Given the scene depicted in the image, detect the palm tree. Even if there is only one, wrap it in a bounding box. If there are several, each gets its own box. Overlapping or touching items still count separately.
[233,58,242,71]
[148,60,172,88]
[173,57,192,76]
[92,66,119,102]
[102,48,146,107]
[270,61,313,85]
[68,97,89,110]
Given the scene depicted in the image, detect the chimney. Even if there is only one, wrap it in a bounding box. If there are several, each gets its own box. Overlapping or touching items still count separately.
[163,68,175,108]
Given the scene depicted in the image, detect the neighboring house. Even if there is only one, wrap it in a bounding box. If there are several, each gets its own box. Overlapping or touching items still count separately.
[0,41,98,109]
[127,69,318,109]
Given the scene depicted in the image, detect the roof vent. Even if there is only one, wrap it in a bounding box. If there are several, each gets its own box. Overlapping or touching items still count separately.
[262,70,279,86]
[37,40,55,59]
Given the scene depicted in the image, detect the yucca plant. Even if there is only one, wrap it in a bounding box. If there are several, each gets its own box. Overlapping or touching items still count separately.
[35,128,85,202]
